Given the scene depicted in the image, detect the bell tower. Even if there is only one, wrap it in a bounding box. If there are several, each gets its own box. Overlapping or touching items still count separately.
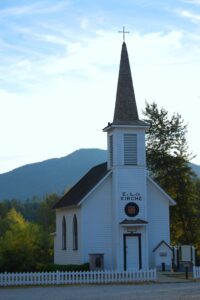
[103,41,149,169]
[103,40,149,270]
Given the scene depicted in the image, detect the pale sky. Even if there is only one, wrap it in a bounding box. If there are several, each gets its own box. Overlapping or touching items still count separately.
[1,0,200,174]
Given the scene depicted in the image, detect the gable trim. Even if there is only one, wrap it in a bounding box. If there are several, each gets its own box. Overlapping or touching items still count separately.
[147,176,176,206]
[78,171,112,206]
[53,162,109,209]
[153,240,172,252]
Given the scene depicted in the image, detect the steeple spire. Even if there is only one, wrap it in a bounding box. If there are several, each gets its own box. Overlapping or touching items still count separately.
[113,42,143,126]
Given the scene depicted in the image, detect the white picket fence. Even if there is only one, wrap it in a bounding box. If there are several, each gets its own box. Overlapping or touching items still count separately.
[193,266,200,279]
[0,269,157,286]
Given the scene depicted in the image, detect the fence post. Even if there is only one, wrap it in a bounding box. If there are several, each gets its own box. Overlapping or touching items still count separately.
[4,272,7,287]
[56,271,60,285]
[0,268,159,286]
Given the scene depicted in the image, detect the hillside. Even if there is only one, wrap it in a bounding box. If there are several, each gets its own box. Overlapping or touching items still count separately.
[190,162,200,177]
[0,149,199,202]
[0,149,107,201]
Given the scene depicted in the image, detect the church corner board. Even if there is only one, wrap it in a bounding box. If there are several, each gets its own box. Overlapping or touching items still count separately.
[53,39,187,272]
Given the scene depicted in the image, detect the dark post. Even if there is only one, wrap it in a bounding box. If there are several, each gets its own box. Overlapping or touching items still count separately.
[185,266,189,280]
[162,262,166,272]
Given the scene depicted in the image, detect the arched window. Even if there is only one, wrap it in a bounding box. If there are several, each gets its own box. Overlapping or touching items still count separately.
[62,216,66,250]
[73,214,78,250]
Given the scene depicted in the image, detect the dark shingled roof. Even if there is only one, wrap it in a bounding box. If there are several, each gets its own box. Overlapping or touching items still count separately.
[112,42,147,127]
[53,162,109,209]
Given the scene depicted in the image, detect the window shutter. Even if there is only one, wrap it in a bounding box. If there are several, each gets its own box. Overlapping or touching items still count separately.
[124,134,137,165]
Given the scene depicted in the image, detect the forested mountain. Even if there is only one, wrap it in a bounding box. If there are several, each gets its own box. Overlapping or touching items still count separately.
[0,149,107,201]
[190,163,200,177]
[0,148,199,202]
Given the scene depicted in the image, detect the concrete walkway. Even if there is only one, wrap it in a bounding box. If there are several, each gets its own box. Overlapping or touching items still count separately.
[157,272,193,283]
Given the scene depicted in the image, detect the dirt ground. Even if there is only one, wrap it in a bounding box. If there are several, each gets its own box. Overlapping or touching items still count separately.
[1,281,200,300]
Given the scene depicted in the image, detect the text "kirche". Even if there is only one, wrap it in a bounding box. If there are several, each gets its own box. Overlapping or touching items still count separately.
[121,192,142,201]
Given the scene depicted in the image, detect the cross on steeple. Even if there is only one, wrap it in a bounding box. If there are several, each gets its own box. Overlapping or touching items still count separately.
[118,26,129,42]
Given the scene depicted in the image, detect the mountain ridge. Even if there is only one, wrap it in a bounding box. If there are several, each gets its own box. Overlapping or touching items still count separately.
[0,148,199,201]
[0,149,107,201]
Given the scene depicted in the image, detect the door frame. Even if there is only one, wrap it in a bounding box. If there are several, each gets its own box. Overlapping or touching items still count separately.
[123,233,142,271]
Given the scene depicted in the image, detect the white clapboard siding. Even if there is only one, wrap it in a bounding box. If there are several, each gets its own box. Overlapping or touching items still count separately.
[0,269,157,286]
[54,208,82,266]
[81,175,113,270]
[147,178,170,268]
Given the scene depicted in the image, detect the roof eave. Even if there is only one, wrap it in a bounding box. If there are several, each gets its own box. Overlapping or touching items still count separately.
[103,123,149,132]
[153,240,173,252]
[147,176,176,206]
[78,170,112,206]
[53,203,78,210]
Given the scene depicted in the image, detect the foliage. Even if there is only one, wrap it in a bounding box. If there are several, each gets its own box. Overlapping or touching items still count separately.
[143,102,200,248]
[143,102,193,178]
[36,263,90,272]
[36,194,59,233]
[0,194,58,272]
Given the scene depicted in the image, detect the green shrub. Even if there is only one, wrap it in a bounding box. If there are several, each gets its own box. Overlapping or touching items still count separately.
[36,262,89,272]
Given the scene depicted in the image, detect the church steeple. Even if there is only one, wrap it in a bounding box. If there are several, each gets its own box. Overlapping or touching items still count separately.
[111,42,147,127]
[103,41,149,170]
[113,42,139,124]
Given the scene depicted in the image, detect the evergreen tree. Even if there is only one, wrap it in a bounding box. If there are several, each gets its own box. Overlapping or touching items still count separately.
[143,102,199,246]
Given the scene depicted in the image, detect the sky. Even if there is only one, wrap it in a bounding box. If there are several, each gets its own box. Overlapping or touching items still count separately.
[1,0,200,174]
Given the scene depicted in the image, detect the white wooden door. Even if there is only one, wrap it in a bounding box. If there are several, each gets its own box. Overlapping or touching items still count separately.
[126,236,140,271]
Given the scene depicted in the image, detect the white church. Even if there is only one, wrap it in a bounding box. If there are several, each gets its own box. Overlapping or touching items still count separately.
[53,41,176,271]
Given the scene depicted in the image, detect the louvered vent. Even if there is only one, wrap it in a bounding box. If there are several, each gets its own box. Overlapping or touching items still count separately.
[109,135,113,166]
[124,134,137,165]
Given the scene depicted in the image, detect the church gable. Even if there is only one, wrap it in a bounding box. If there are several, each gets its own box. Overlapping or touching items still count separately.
[53,162,110,209]
[147,176,176,206]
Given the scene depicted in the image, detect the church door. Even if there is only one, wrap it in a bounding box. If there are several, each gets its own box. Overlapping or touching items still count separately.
[124,234,141,271]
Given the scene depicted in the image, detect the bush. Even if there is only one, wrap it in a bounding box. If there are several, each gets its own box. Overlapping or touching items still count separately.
[36,262,90,272]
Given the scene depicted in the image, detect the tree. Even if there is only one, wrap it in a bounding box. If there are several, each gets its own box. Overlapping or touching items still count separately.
[143,102,193,179]
[143,102,200,246]
[37,193,58,233]
[0,208,53,272]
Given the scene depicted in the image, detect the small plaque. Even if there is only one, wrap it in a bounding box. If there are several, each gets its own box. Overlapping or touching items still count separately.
[159,252,167,257]
[182,261,191,267]
[127,227,137,233]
